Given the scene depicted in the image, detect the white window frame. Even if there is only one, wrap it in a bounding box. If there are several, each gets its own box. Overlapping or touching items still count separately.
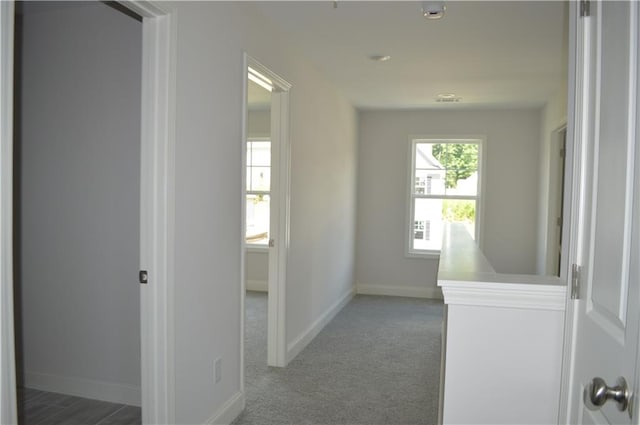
[246,137,271,250]
[406,136,485,258]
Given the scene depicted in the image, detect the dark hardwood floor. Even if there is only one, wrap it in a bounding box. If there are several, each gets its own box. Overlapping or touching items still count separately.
[17,388,141,425]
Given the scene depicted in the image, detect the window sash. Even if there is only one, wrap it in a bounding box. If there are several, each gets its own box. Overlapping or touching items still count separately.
[408,138,482,257]
[412,194,478,201]
[246,138,271,246]
[246,193,270,246]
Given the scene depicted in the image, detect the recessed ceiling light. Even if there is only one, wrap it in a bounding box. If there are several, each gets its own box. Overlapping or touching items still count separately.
[369,55,391,62]
[436,93,461,103]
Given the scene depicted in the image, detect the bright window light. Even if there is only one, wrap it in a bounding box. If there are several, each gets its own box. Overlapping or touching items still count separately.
[248,66,273,92]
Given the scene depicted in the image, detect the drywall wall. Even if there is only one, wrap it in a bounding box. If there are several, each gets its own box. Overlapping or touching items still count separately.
[170,3,357,422]
[284,66,357,355]
[536,85,568,275]
[18,2,141,404]
[247,108,270,138]
[537,1,569,276]
[356,108,541,295]
[245,249,268,291]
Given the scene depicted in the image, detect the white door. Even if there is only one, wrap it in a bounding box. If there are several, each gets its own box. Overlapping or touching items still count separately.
[567,1,640,423]
[266,86,291,368]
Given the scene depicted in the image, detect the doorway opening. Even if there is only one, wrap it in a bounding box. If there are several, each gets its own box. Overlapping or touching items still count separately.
[1,0,175,423]
[12,2,143,422]
[244,66,272,381]
[546,125,567,277]
[241,56,291,393]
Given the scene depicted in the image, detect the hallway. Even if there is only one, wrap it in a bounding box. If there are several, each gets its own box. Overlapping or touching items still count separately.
[236,293,443,425]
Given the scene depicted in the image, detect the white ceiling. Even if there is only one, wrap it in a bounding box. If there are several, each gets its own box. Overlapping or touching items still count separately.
[252,1,568,110]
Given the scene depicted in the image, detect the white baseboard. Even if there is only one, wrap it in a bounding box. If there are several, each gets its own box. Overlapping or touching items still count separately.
[356,283,443,300]
[206,391,245,425]
[24,371,141,406]
[286,287,355,364]
[246,279,267,292]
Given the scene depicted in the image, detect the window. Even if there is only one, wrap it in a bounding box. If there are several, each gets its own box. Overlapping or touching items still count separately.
[246,139,270,245]
[408,138,482,256]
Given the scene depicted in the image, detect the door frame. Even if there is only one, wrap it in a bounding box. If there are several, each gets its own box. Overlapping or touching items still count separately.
[0,2,177,423]
[241,54,291,378]
[558,1,590,421]
[546,123,568,276]
[0,2,18,422]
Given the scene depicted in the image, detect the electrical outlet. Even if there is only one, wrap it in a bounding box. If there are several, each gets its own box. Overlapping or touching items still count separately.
[214,358,222,383]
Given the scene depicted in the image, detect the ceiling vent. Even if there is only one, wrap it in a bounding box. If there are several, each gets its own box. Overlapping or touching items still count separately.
[422,2,446,20]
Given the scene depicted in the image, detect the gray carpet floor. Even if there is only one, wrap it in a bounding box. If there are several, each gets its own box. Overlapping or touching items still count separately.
[235,292,444,425]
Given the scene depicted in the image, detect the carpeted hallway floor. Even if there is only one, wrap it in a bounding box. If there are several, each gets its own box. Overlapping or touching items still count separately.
[234,292,444,425]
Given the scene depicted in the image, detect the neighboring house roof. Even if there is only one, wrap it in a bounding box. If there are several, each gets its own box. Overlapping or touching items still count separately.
[416,145,444,169]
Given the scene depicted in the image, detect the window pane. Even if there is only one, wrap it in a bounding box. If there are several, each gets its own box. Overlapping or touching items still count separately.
[442,143,479,192]
[246,194,270,245]
[249,141,270,166]
[413,198,444,251]
[415,143,445,169]
[414,169,446,195]
[410,139,481,255]
[442,199,476,240]
[249,166,270,191]
[430,143,449,168]
[444,169,478,196]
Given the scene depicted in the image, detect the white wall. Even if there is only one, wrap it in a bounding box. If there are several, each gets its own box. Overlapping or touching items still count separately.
[247,108,270,138]
[18,3,141,404]
[169,3,357,422]
[284,70,357,351]
[536,1,569,276]
[536,85,568,275]
[356,108,541,296]
[245,249,268,291]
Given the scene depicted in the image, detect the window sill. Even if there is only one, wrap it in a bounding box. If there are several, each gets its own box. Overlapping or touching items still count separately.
[405,251,441,260]
[246,244,269,253]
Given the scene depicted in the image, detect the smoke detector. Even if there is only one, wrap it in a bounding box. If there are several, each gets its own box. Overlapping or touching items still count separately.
[422,2,446,20]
